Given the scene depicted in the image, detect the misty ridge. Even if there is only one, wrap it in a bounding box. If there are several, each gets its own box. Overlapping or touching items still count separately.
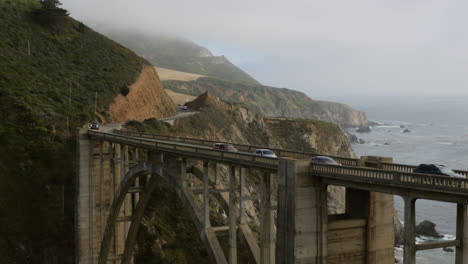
[62,0,468,96]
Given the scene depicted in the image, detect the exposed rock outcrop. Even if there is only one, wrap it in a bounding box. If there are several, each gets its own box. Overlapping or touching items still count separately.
[345,130,366,144]
[394,213,404,246]
[416,220,444,238]
[356,125,371,133]
[109,65,177,122]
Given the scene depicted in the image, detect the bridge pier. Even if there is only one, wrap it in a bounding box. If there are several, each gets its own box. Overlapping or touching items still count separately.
[456,204,468,264]
[276,158,328,263]
[276,157,396,264]
[403,197,416,264]
[260,171,275,264]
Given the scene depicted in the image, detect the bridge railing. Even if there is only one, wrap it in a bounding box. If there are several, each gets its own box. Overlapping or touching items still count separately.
[114,130,360,167]
[380,162,415,173]
[311,163,468,192]
[88,130,278,169]
[381,162,468,178]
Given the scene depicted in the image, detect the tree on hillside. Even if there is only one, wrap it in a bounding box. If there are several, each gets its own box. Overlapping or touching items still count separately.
[32,0,69,30]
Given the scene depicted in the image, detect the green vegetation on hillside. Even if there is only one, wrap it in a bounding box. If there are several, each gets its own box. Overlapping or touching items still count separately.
[164,77,368,127]
[0,0,148,262]
[135,177,210,264]
[101,30,260,86]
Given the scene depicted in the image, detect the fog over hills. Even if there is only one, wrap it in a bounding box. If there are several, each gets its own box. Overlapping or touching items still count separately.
[61,0,468,96]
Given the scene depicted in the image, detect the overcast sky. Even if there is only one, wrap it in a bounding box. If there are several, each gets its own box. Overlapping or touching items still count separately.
[61,0,468,96]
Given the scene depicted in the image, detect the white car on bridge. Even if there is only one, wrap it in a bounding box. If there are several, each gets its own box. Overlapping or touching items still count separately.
[253,149,277,158]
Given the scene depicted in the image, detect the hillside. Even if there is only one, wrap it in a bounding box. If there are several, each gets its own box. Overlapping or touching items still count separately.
[100,30,260,86]
[164,77,369,127]
[103,30,369,127]
[0,1,175,263]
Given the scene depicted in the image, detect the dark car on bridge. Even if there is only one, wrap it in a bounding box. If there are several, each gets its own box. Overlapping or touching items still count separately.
[213,143,238,152]
[414,164,465,178]
[89,122,99,130]
[310,156,341,166]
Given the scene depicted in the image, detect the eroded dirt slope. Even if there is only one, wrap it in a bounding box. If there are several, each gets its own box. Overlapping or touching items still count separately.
[109,65,176,121]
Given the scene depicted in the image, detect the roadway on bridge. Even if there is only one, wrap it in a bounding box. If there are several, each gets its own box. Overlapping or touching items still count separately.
[96,124,264,157]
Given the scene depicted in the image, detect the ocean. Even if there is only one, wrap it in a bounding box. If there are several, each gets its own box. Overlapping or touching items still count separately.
[319,93,468,264]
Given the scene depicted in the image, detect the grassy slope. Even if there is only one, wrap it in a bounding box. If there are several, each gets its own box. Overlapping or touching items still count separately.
[164,77,365,126]
[0,0,148,262]
[101,30,260,86]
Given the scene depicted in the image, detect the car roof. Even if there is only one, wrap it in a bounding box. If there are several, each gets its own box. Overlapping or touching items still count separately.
[256,149,272,151]
[417,164,445,168]
[313,156,332,159]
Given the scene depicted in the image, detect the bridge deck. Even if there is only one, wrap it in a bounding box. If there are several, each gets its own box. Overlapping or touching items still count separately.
[88,129,468,202]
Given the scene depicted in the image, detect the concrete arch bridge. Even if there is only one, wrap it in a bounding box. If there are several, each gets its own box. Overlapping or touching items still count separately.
[76,129,468,264]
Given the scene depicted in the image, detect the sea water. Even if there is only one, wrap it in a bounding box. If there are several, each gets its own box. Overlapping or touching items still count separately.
[320,93,468,264]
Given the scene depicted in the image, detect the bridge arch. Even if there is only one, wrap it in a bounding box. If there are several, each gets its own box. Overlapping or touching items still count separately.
[99,156,212,264]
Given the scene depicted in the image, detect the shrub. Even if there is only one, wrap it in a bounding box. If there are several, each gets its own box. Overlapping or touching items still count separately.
[31,0,69,30]
[120,85,130,96]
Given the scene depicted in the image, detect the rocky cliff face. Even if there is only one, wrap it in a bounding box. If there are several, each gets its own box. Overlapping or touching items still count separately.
[163,77,369,128]
[265,118,355,157]
[109,65,176,122]
[312,101,369,127]
[128,92,355,261]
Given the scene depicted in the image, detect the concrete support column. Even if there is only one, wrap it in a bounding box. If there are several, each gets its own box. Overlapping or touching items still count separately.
[367,192,395,264]
[260,171,275,264]
[215,163,220,186]
[114,144,125,255]
[229,165,238,264]
[133,149,140,208]
[276,158,327,264]
[403,197,416,264]
[456,204,468,264]
[107,143,116,264]
[180,158,187,188]
[203,161,211,228]
[239,168,247,225]
[99,140,104,243]
[76,129,92,264]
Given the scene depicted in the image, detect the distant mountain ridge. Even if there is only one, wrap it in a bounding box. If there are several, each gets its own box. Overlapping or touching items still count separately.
[163,77,369,127]
[102,29,370,127]
[100,30,260,86]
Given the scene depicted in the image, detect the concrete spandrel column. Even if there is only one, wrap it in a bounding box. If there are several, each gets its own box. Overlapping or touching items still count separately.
[203,161,211,228]
[260,171,275,264]
[276,158,327,264]
[122,146,131,245]
[403,197,416,264]
[180,158,188,188]
[215,163,220,186]
[229,165,237,264]
[114,144,125,255]
[456,204,468,264]
[239,168,246,225]
[133,149,139,207]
